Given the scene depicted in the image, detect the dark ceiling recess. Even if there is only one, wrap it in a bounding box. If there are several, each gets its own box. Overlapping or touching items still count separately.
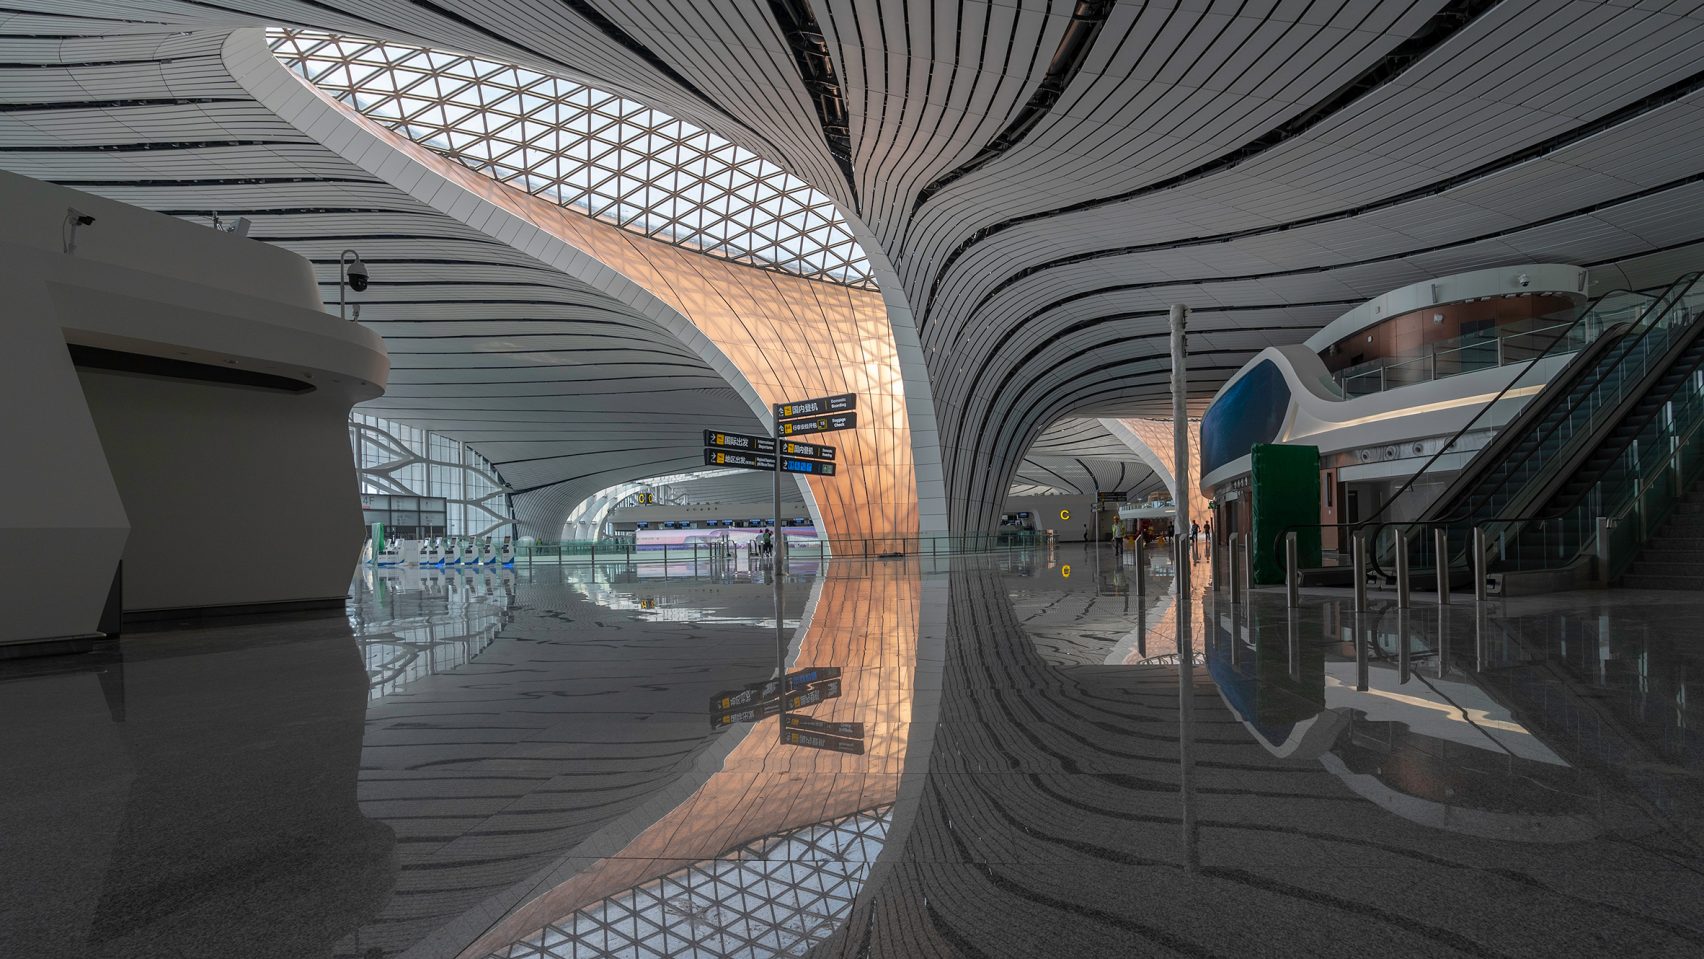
[911,0,1116,212]
[67,344,316,393]
[767,0,859,210]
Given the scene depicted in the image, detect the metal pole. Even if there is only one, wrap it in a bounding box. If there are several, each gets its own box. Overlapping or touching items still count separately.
[1395,528,1410,609]
[1475,603,1488,671]
[1434,527,1451,606]
[772,404,784,573]
[1170,306,1198,874]
[1352,533,1368,613]
[1241,534,1253,601]
[1228,533,1241,601]
[1595,516,1611,586]
[1355,609,1369,691]
[771,405,786,721]
[1287,609,1302,682]
[1437,603,1451,678]
[1136,591,1147,659]
[1398,610,1411,685]
[1210,530,1221,592]
[1285,531,1299,608]
[1472,526,1488,602]
[1135,536,1146,595]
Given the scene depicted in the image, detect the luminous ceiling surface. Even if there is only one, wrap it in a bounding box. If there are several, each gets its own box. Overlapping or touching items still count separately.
[270,27,875,288]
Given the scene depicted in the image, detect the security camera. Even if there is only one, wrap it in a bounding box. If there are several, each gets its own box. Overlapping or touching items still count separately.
[1517,273,1530,288]
[63,207,96,254]
[346,256,370,292]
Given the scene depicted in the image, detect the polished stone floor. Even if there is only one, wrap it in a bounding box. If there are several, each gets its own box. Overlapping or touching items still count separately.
[3,544,1702,958]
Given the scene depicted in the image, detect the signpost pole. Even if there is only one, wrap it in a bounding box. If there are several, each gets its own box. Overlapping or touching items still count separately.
[1170,302,1198,872]
[773,405,785,571]
[771,404,788,732]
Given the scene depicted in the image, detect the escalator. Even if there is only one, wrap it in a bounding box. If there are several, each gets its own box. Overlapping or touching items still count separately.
[1434,273,1704,533]
[1360,273,1704,588]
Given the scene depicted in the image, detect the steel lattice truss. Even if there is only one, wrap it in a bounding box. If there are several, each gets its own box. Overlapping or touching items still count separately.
[269,28,875,289]
[490,805,892,959]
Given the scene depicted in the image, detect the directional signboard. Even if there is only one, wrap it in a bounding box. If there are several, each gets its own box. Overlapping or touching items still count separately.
[709,668,840,713]
[704,429,776,454]
[779,439,834,461]
[781,457,836,476]
[705,449,835,475]
[782,714,864,739]
[705,449,775,471]
[780,714,866,755]
[709,668,845,728]
[781,727,866,755]
[711,679,847,729]
[778,412,856,437]
[777,393,855,420]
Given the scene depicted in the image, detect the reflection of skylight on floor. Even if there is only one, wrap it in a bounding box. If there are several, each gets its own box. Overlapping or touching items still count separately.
[268,28,875,289]
[489,805,891,958]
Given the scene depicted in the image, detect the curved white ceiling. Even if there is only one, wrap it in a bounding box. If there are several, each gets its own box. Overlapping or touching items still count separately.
[1010,417,1160,499]
[5,0,1704,536]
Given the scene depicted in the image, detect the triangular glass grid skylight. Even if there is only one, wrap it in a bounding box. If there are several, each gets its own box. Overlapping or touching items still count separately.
[269,27,876,289]
[486,805,892,959]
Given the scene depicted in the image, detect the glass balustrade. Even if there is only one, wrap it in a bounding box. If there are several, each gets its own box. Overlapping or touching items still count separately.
[1333,314,1612,398]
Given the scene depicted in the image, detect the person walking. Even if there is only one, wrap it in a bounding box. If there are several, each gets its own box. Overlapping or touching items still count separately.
[1110,517,1124,556]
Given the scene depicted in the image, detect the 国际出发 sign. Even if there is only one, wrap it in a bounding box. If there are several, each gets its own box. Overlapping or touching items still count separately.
[704,429,776,454]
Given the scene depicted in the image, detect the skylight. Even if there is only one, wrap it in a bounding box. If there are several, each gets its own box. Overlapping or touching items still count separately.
[268,28,875,289]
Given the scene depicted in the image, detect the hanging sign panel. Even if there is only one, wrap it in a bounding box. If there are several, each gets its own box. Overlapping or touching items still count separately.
[708,674,846,728]
[702,449,838,475]
[779,439,835,461]
[778,393,856,420]
[704,449,775,471]
[781,728,866,754]
[778,412,856,437]
[709,667,842,713]
[782,714,865,739]
[704,429,776,454]
[781,457,836,476]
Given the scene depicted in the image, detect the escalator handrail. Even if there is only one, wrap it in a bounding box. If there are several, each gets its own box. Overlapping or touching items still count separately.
[1374,277,1704,567]
[1442,272,1704,525]
[1609,386,1704,524]
[1454,274,1704,571]
[1350,293,1650,579]
[1352,287,1688,580]
[1260,282,1690,578]
[1352,285,1656,541]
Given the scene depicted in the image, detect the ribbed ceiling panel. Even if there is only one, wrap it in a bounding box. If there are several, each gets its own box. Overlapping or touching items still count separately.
[6,1,1704,533]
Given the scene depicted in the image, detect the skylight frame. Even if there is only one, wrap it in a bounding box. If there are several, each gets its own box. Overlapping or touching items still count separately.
[269,27,876,289]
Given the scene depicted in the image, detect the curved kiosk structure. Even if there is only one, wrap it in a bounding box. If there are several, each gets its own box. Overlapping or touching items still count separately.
[1199,264,1591,555]
[1,170,387,646]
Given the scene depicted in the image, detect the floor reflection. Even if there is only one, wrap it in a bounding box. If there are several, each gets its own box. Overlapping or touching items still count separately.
[3,547,1702,958]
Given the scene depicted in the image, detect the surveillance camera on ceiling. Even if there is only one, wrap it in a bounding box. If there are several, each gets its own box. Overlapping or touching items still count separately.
[1517,273,1530,287]
[346,256,370,292]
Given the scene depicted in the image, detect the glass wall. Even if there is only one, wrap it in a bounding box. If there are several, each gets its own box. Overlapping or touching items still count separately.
[349,413,514,539]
